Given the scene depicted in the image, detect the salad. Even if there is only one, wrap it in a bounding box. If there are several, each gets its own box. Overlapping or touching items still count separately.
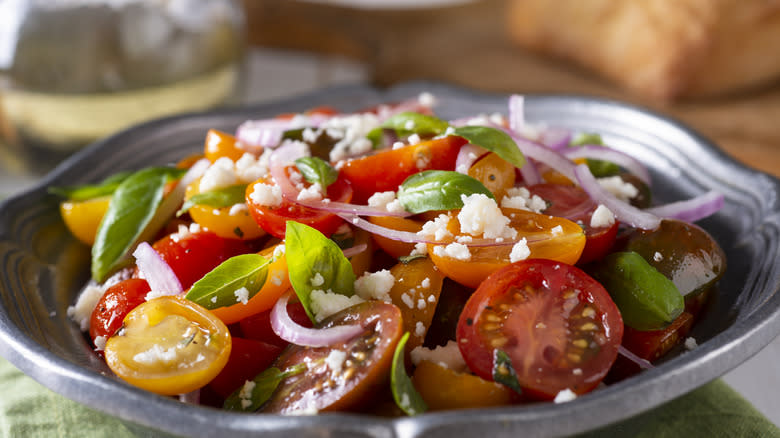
[57,93,727,415]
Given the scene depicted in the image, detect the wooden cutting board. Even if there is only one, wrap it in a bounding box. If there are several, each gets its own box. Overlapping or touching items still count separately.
[244,0,780,178]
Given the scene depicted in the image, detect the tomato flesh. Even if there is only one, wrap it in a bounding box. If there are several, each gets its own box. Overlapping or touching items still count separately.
[90,278,150,343]
[207,337,282,399]
[457,259,623,400]
[262,301,403,413]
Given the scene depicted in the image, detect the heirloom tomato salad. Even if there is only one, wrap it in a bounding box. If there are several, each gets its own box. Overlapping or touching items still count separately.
[56,93,727,415]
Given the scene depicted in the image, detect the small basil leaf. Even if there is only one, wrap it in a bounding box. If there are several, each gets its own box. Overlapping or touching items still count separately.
[223,364,306,412]
[178,184,248,216]
[391,332,427,416]
[397,170,494,214]
[282,127,305,141]
[382,112,449,137]
[569,132,604,146]
[398,254,427,264]
[585,158,621,178]
[285,221,356,323]
[91,167,184,282]
[48,170,133,201]
[592,251,684,331]
[452,125,525,169]
[492,349,523,395]
[185,253,270,310]
[294,157,338,190]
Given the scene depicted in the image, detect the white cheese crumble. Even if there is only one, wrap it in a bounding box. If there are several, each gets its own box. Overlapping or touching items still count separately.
[458,194,517,239]
[67,283,105,331]
[418,214,453,241]
[199,157,238,193]
[410,340,467,373]
[238,380,256,409]
[597,175,639,202]
[296,182,324,202]
[501,186,547,213]
[93,336,107,352]
[415,321,426,338]
[685,337,698,350]
[408,133,422,146]
[554,388,578,403]
[367,191,406,213]
[409,242,428,257]
[354,269,395,302]
[551,225,563,236]
[310,272,325,287]
[133,345,178,365]
[234,287,250,305]
[590,204,616,228]
[509,237,531,262]
[235,152,268,183]
[653,251,664,262]
[323,113,381,162]
[420,277,431,289]
[309,289,364,323]
[248,182,283,207]
[324,350,347,374]
[433,242,471,261]
[228,203,248,216]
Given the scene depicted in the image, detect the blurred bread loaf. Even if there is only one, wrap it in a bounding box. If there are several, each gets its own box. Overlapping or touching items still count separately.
[506,0,780,101]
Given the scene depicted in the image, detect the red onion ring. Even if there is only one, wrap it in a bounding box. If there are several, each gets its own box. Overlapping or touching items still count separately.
[455,144,487,174]
[564,145,652,186]
[342,243,368,258]
[236,114,330,151]
[508,94,525,133]
[646,190,724,223]
[269,140,309,167]
[518,159,541,186]
[574,164,661,230]
[538,126,573,150]
[270,291,363,347]
[618,345,654,370]
[133,241,182,296]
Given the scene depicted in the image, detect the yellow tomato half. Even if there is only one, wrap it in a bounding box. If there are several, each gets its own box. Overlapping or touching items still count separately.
[104,296,231,396]
[185,178,266,240]
[59,196,111,245]
[204,129,247,163]
[412,360,514,410]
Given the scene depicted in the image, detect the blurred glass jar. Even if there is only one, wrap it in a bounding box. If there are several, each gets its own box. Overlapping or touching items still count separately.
[0,0,246,174]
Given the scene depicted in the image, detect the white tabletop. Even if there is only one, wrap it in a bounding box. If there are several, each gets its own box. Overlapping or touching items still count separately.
[2,47,778,427]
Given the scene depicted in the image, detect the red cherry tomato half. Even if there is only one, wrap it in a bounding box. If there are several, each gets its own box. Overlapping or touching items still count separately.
[246,168,353,239]
[90,278,150,343]
[528,183,619,264]
[148,229,251,289]
[457,259,623,400]
[207,337,283,399]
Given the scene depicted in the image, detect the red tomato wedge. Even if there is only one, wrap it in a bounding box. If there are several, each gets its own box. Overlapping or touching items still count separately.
[457,259,623,400]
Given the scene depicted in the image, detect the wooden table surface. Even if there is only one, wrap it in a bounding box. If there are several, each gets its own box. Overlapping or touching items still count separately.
[244,0,780,178]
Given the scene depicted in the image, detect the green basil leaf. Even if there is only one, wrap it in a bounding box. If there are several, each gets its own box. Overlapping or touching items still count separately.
[569,132,604,146]
[223,364,306,412]
[91,167,184,282]
[492,349,523,395]
[48,170,133,201]
[285,221,356,323]
[452,125,526,169]
[391,332,427,416]
[382,112,449,137]
[178,184,248,216]
[398,253,427,264]
[397,170,494,214]
[585,158,621,178]
[185,253,270,310]
[592,251,684,331]
[294,157,338,190]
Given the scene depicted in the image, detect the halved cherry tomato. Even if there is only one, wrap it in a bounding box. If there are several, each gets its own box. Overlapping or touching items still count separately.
[245,167,353,239]
[204,129,246,163]
[238,301,312,349]
[468,152,516,201]
[148,229,250,290]
[262,301,403,413]
[368,215,424,258]
[340,136,466,204]
[412,360,515,410]
[457,259,623,400]
[185,178,266,240]
[90,278,150,343]
[210,244,290,325]
[528,183,619,264]
[104,296,232,395]
[207,337,282,399]
[429,208,586,288]
[59,196,111,245]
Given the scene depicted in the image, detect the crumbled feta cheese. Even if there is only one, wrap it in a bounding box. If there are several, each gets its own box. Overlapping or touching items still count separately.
[433,242,471,261]
[235,152,268,183]
[297,182,323,202]
[238,380,256,409]
[324,350,347,374]
[325,113,381,162]
[420,277,431,289]
[410,340,467,373]
[228,203,248,216]
[133,345,178,365]
[93,336,107,351]
[199,157,238,192]
[310,272,325,287]
[419,214,453,241]
[248,182,283,207]
[354,269,395,302]
[273,244,286,259]
[590,204,616,228]
[408,133,422,145]
[404,120,416,130]
[270,272,283,286]
[458,194,517,239]
[415,321,426,337]
[392,141,406,150]
[554,388,577,403]
[400,292,415,309]
[598,176,639,202]
[654,251,664,262]
[367,191,405,213]
[551,225,563,235]
[309,289,364,323]
[685,337,698,350]
[509,237,531,262]
[409,242,428,257]
[67,283,106,331]
[417,299,426,309]
[234,287,250,305]
[501,187,547,213]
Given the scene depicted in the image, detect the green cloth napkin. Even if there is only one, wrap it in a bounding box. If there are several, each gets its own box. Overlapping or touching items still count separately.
[1,356,778,438]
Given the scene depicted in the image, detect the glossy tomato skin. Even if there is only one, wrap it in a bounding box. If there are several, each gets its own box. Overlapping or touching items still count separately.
[262,301,403,414]
[457,259,623,400]
[528,183,619,265]
[340,136,466,204]
[207,337,283,399]
[246,170,353,239]
[90,278,150,344]
[149,230,251,290]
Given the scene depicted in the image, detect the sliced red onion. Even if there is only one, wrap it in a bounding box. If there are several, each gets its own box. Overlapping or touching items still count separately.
[269,140,310,167]
[518,159,541,186]
[375,95,436,121]
[133,241,182,297]
[508,94,525,133]
[538,126,573,150]
[564,145,652,186]
[178,390,201,404]
[618,345,654,370]
[342,243,368,258]
[574,164,661,230]
[508,131,577,182]
[236,114,330,151]
[270,291,363,347]
[646,190,724,223]
[455,144,487,174]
